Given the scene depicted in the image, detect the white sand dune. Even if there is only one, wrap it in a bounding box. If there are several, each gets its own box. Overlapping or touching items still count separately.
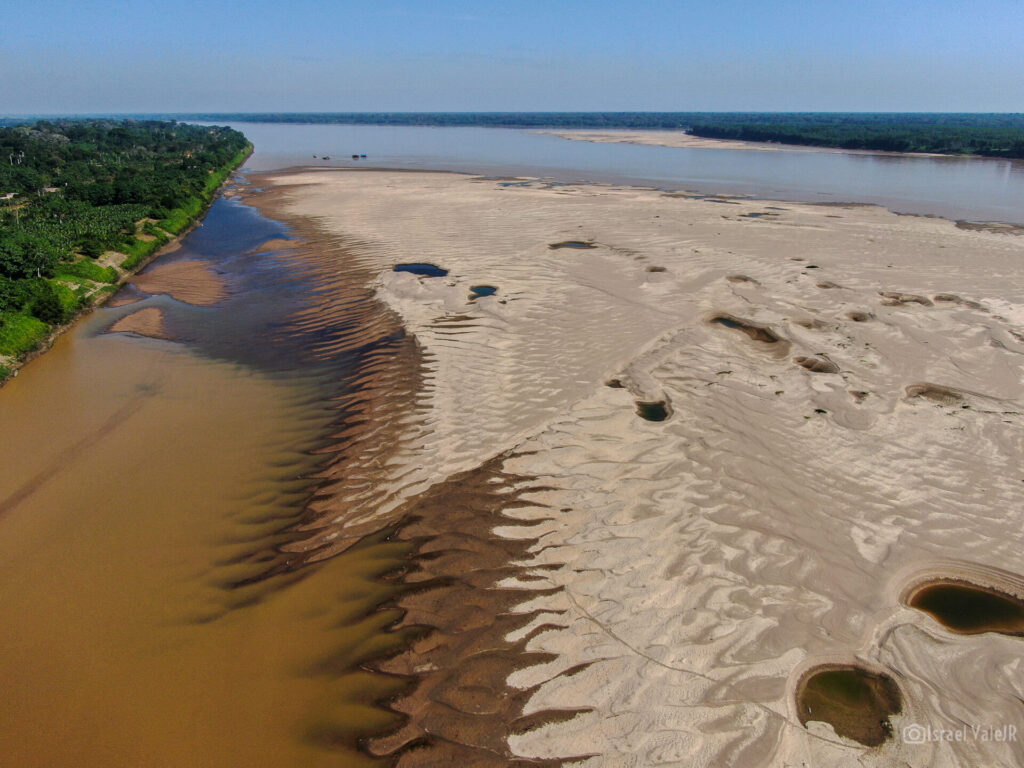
[266,169,1024,767]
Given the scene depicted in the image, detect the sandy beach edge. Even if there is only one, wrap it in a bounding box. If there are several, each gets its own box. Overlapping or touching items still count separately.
[240,173,588,764]
[244,165,1024,767]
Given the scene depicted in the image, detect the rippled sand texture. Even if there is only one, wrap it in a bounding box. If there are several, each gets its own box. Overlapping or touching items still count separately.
[107,306,171,338]
[266,169,1024,767]
[241,185,435,561]
[130,258,230,305]
[366,454,587,767]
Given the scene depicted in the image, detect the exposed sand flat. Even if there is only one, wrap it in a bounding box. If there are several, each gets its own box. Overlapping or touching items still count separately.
[107,307,171,338]
[539,129,947,156]
[263,168,1024,767]
[130,259,228,306]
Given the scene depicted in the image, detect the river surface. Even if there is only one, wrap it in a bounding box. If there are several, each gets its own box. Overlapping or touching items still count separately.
[0,191,414,767]
[207,122,1024,224]
[0,125,1022,766]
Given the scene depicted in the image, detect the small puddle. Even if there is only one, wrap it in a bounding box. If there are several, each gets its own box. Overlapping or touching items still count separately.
[907,580,1024,636]
[797,665,902,747]
[469,285,498,299]
[394,263,448,277]
[548,241,596,250]
[636,401,669,421]
[710,314,781,344]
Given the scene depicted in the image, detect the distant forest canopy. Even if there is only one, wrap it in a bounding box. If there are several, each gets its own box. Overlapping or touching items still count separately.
[3,113,1022,157]
[27,112,1013,158]
[0,120,248,370]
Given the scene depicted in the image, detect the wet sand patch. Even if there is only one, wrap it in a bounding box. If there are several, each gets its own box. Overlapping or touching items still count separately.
[251,236,301,253]
[367,455,583,767]
[106,283,147,308]
[880,291,933,307]
[131,259,229,306]
[107,307,172,339]
[905,383,964,404]
[794,355,840,374]
[933,293,983,309]
[710,314,783,344]
[796,665,902,747]
[955,221,1024,236]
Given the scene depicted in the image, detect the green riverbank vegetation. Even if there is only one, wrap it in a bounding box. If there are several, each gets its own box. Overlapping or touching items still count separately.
[0,120,250,380]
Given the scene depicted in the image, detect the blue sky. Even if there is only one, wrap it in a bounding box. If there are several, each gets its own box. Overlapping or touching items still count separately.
[2,0,1022,113]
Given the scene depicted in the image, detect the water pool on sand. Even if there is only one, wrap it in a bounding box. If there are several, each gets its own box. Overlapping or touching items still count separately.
[394,263,449,277]
[908,580,1024,636]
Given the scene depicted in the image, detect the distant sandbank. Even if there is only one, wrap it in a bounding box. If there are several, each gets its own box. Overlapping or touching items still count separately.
[538,128,953,157]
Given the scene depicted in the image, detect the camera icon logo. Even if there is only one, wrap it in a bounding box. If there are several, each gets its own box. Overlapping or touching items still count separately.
[903,723,928,744]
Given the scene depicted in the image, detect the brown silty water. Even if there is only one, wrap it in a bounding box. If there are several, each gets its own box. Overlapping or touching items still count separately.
[0,176,468,767]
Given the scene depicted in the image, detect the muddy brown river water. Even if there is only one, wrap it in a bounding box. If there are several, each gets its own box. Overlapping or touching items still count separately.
[0,186,418,767]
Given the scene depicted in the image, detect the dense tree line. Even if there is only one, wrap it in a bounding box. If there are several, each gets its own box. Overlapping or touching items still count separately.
[684,115,1024,157]
[0,120,248,367]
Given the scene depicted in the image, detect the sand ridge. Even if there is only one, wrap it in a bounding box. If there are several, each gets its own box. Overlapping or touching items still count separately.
[107,307,172,339]
[130,259,229,306]
[263,168,1024,767]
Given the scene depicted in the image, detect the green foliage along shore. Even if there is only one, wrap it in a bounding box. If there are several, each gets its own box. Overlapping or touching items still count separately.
[682,114,1024,157]
[0,120,249,375]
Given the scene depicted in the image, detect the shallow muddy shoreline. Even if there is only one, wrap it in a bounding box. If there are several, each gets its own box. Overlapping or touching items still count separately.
[0,172,479,767]
[0,147,252,388]
[243,175,566,764]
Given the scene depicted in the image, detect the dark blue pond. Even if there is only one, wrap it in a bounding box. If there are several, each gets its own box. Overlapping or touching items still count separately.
[394,263,448,277]
[469,285,497,299]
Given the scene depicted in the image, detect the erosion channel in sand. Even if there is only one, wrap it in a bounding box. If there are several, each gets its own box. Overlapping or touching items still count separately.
[256,167,1024,768]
